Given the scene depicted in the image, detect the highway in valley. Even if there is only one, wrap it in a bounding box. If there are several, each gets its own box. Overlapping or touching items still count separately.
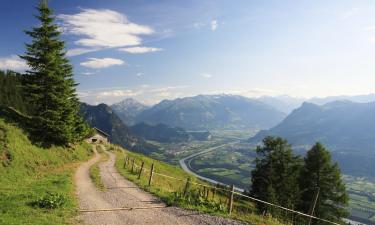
[178,141,244,192]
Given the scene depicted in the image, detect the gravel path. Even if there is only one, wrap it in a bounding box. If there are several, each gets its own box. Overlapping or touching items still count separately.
[75,145,247,225]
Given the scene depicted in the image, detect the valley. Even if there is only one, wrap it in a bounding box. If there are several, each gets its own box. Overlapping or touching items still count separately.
[108,96,375,224]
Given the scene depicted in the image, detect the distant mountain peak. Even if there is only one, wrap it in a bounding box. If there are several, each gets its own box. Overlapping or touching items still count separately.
[111,98,149,126]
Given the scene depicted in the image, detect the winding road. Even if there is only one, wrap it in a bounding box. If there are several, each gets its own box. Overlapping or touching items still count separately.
[178,141,244,192]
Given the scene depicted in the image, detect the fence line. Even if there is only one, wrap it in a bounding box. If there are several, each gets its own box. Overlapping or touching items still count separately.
[122,154,341,225]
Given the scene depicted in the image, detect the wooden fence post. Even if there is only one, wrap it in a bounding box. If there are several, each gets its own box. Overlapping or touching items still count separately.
[183,178,191,196]
[125,156,129,167]
[148,163,154,186]
[138,161,144,179]
[212,187,216,200]
[131,159,135,173]
[123,156,128,168]
[228,185,235,215]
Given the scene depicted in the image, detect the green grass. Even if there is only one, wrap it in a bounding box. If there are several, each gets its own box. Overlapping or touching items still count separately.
[111,144,286,225]
[0,118,93,225]
[89,153,108,191]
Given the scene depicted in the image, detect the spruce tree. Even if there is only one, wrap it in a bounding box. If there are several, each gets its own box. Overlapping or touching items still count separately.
[251,136,302,213]
[21,0,88,145]
[299,142,348,223]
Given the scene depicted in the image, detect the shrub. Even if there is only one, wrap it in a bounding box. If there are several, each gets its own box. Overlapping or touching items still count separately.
[32,192,67,209]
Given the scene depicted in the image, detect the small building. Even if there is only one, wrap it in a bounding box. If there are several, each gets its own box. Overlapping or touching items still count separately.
[90,127,109,144]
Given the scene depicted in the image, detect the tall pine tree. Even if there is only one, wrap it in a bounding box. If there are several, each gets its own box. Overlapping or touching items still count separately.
[299,142,348,223]
[251,136,302,213]
[21,0,88,145]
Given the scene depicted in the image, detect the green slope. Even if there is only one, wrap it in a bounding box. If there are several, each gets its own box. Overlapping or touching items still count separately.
[0,118,92,225]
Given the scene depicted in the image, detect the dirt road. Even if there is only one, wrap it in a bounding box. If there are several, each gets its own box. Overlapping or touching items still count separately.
[75,145,246,225]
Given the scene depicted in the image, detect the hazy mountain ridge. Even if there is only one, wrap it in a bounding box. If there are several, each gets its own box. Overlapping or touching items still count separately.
[135,94,286,130]
[111,98,149,125]
[255,93,375,114]
[257,95,305,114]
[250,100,375,154]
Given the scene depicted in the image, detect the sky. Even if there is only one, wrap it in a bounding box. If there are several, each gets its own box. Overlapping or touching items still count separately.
[1,0,375,105]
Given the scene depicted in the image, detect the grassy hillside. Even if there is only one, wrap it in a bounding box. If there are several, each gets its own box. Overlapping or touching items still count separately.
[0,118,92,225]
[112,145,286,225]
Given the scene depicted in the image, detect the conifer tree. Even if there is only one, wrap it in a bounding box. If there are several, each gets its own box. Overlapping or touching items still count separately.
[251,136,302,213]
[21,0,88,145]
[299,142,348,223]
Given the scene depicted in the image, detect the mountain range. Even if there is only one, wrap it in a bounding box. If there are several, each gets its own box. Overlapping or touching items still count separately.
[255,93,375,114]
[250,100,375,154]
[111,98,149,126]
[132,95,286,130]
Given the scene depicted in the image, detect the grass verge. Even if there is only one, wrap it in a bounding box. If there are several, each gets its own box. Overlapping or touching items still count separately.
[89,152,109,191]
[0,118,93,225]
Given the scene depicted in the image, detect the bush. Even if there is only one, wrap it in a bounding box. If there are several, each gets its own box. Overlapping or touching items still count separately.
[32,192,67,209]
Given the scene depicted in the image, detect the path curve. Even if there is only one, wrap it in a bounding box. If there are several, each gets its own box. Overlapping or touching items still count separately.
[75,145,247,225]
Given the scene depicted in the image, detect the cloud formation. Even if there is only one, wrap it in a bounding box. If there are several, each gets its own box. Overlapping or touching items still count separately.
[211,20,218,31]
[201,73,212,78]
[0,55,28,71]
[118,46,163,54]
[78,85,189,105]
[59,9,153,48]
[80,58,124,69]
[66,47,101,57]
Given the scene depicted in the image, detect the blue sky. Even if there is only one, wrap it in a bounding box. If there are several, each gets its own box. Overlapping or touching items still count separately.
[1,0,375,105]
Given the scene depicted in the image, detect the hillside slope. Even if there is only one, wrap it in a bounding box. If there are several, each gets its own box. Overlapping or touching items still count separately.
[136,95,285,130]
[79,103,159,154]
[0,113,92,224]
[130,123,190,143]
[250,101,375,153]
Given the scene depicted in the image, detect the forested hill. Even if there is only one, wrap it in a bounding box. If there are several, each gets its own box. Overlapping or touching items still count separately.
[135,94,286,130]
[250,100,375,154]
[130,123,211,143]
[79,103,158,154]
[0,70,29,113]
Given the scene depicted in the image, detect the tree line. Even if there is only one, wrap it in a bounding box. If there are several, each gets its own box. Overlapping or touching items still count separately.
[251,136,349,224]
[0,1,88,146]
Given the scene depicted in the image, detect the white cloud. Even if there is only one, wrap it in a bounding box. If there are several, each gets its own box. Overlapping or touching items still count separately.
[211,20,218,31]
[119,46,163,54]
[0,55,28,71]
[81,71,95,75]
[201,73,212,78]
[149,86,189,93]
[136,72,144,77]
[66,47,100,57]
[58,9,153,48]
[80,58,124,69]
[78,85,189,105]
[97,89,137,98]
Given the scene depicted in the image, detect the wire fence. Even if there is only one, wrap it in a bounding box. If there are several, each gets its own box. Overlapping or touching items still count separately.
[120,152,341,225]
